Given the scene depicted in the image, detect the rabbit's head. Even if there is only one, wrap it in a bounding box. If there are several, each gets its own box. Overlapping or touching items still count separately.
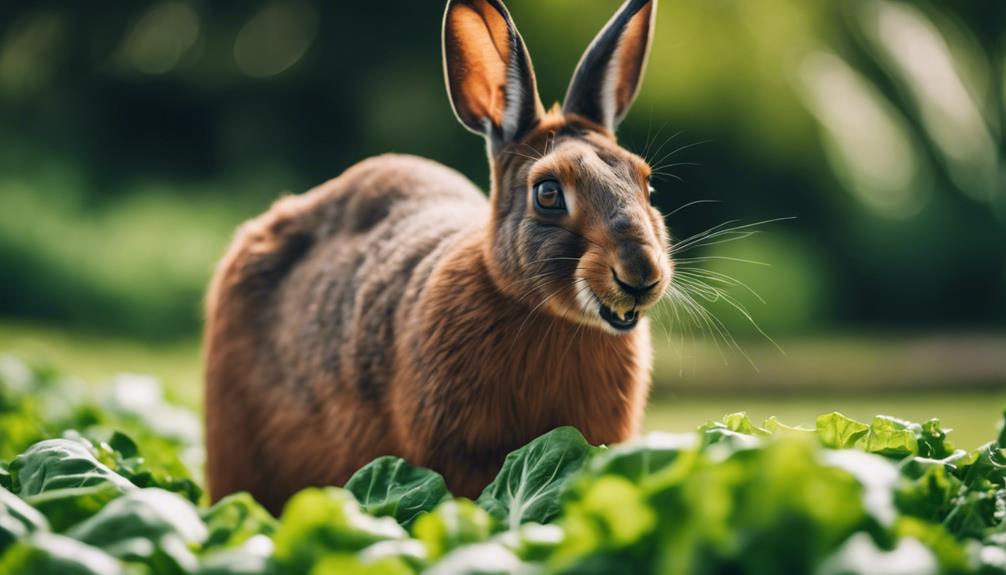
[444,0,671,334]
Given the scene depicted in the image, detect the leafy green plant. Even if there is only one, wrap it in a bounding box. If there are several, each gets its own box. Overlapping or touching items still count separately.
[3,356,1006,574]
[345,457,449,529]
[476,426,598,531]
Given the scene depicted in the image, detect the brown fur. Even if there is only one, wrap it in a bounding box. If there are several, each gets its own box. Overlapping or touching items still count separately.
[204,0,666,514]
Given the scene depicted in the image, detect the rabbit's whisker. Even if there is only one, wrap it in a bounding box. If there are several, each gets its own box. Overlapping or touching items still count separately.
[650,139,712,174]
[668,217,795,256]
[643,129,682,167]
[675,255,769,267]
[663,199,721,218]
[675,268,767,305]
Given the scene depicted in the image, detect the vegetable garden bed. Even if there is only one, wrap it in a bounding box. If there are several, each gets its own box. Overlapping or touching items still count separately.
[1,356,1004,574]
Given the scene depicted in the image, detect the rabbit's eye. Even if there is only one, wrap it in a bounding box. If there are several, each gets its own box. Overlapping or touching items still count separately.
[533,180,566,213]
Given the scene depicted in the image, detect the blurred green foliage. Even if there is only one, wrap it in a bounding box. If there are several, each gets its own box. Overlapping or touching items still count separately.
[0,0,1003,339]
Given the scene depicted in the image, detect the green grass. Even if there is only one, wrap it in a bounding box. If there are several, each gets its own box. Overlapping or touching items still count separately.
[645,392,1006,451]
[0,321,202,406]
[1,320,1003,450]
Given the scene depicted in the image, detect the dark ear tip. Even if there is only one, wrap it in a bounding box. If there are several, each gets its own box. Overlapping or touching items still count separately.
[445,0,511,14]
[628,0,656,13]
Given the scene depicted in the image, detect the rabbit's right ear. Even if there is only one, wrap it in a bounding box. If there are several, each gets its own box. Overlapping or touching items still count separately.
[443,0,544,150]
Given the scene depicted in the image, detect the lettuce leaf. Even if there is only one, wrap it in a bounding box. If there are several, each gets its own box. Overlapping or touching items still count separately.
[477,427,596,530]
[345,456,449,528]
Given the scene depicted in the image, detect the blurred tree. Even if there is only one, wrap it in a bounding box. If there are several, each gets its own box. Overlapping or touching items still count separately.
[0,0,1002,338]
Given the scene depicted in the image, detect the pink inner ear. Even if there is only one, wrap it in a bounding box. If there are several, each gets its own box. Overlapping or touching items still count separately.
[614,3,653,118]
[446,1,513,129]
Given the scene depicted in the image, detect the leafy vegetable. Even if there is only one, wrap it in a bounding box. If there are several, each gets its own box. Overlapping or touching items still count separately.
[0,462,11,491]
[10,439,136,497]
[423,542,532,575]
[345,456,449,528]
[271,487,407,573]
[0,486,48,552]
[202,493,277,551]
[412,499,493,561]
[88,430,202,504]
[816,411,871,449]
[2,358,1006,575]
[477,427,596,530]
[26,483,125,533]
[0,532,129,575]
[66,488,207,574]
[196,535,276,575]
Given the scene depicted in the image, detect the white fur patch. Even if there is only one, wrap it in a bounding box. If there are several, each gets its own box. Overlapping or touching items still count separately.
[562,183,577,218]
[574,276,633,336]
[600,46,621,129]
[574,277,596,318]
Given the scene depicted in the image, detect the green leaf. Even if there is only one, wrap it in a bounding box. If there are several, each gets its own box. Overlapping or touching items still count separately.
[821,449,900,527]
[202,492,278,551]
[423,542,532,575]
[576,432,697,487]
[762,416,814,437]
[863,416,920,457]
[10,438,135,497]
[896,517,971,574]
[0,532,129,575]
[0,461,11,491]
[477,427,596,530]
[918,419,955,459]
[495,523,563,564]
[895,463,961,522]
[345,456,449,528]
[721,412,770,436]
[565,476,656,548]
[816,412,870,449]
[308,552,417,575]
[646,438,875,575]
[412,499,493,562]
[66,488,208,575]
[957,442,1006,489]
[358,539,427,573]
[25,483,124,533]
[815,532,938,575]
[196,536,277,575]
[86,429,202,503]
[1,486,49,552]
[272,487,407,573]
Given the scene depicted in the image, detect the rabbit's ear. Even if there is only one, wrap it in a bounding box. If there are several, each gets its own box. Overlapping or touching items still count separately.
[443,0,543,148]
[563,0,656,132]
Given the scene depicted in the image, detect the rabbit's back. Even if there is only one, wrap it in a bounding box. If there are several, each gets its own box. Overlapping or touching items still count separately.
[204,153,487,511]
[269,153,487,386]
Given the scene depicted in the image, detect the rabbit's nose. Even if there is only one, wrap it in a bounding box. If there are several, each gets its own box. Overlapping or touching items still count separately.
[612,247,662,298]
[613,272,660,298]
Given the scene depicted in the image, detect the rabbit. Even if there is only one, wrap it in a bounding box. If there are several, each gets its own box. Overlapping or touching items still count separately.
[204,0,670,514]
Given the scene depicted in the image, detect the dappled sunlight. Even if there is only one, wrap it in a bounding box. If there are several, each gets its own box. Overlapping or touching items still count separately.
[795,51,929,218]
[0,12,62,98]
[234,1,317,79]
[116,2,201,75]
[860,0,999,202]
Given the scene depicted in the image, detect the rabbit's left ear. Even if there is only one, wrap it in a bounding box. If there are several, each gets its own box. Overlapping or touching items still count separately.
[563,0,657,132]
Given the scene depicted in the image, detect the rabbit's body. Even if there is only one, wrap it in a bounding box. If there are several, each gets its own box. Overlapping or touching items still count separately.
[206,0,667,513]
[206,152,650,512]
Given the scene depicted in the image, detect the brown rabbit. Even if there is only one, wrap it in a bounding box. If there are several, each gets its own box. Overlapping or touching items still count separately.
[204,0,671,513]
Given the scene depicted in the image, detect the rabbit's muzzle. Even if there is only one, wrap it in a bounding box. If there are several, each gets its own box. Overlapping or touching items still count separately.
[579,235,671,333]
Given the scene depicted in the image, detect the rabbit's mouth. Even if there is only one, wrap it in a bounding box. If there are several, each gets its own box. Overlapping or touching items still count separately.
[598,302,639,331]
